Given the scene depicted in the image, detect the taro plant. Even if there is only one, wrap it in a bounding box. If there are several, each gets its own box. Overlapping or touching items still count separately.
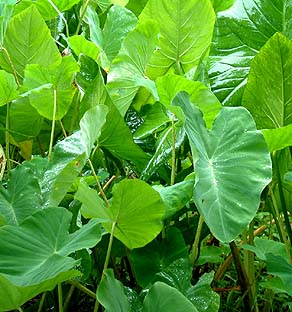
[0,0,291,312]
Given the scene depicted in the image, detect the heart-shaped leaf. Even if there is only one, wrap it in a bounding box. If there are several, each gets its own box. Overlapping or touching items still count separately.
[173,92,272,242]
[76,179,165,249]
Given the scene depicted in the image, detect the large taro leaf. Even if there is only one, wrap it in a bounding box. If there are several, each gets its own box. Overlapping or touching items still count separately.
[79,63,150,172]
[25,105,108,207]
[0,165,42,226]
[209,0,292,106]
[155,259,220,312]
[0,207,102,310]
[143,282,198,312]
[242,33,292,152]
[23,55,79,120]
[75,179,165,249]
[12,0,81,20]
[0,5,61,82]
[106,19,159,116]
[156,74,221,129]
[140,0,215,79]
[86,5,137,71]
[0,0,16,46]
[0,70,18,106]
[173,92,272,243]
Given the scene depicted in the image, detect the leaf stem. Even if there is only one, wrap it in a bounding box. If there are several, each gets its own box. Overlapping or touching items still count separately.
[5,103,11,176]
[0,47,20,86]
[48,89,57,160]
[94,221,117,312]
[171,114,176,186]
[190,214,204,266]
[63,285,75,312]
[88,158,110,207]
[37,292,47,312]
[272,151,292,246]
[75,0,91,35]
[67,280,96,299]
[58,283,63,312]
[229,241,253,312]
[48,0,70,40]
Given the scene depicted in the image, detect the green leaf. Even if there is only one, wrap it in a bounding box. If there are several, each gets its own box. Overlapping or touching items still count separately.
[157,74,221,129]
[23,55,79,120]
[262,125,292,152]
[41,105,108,206]
[77,179,165,249]
[0,165,42,225]
[0,0,16,46]
[266,253,292,296]
[75,179,108,220]
[0,270,80,311]
[97,269,130,312]
[130,227,188,287]
[141,124,185,180]
[0,5,61,82]
[140,0,215,78]
[69,35,100,60]
[197,246,223,266]
[0,207,102,309]
[9,96,43,141]
[155,259,220,312]
[209,0,292,106]
[0,70,18,106]
[107,19,159,116]
[13,0,82,20]
[133,103,170,140]
[153,176,194,220]
[242,237,288,261]
[211,0,234,12]
[243,33,292,130]
[80,67,150,172]
[86,5,137,70]
[174,92,272,242]
[143,281,198,312]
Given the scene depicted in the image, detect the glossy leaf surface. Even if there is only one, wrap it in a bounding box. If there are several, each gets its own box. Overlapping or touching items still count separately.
[209,0,292,106]
[0,165,42,225]
[174,92,272,242]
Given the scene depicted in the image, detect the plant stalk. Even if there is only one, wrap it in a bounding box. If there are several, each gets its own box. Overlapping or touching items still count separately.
[88,158,110,207]
[190,215,204,267]
[229,241,253,312]
[272,151,292,246]
[58,283,63,312]
[37,292,47,312]
[48,89,57,160]
[67,280,96,299]
[171,114,176,186]
[0,47,20,86]
[63,285,75,312]
[75,0,91,35]
[94,221,117,312]
[5,103,11,176]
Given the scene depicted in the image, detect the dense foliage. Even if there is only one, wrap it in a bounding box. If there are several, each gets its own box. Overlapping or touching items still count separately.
[0,0,291,311]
